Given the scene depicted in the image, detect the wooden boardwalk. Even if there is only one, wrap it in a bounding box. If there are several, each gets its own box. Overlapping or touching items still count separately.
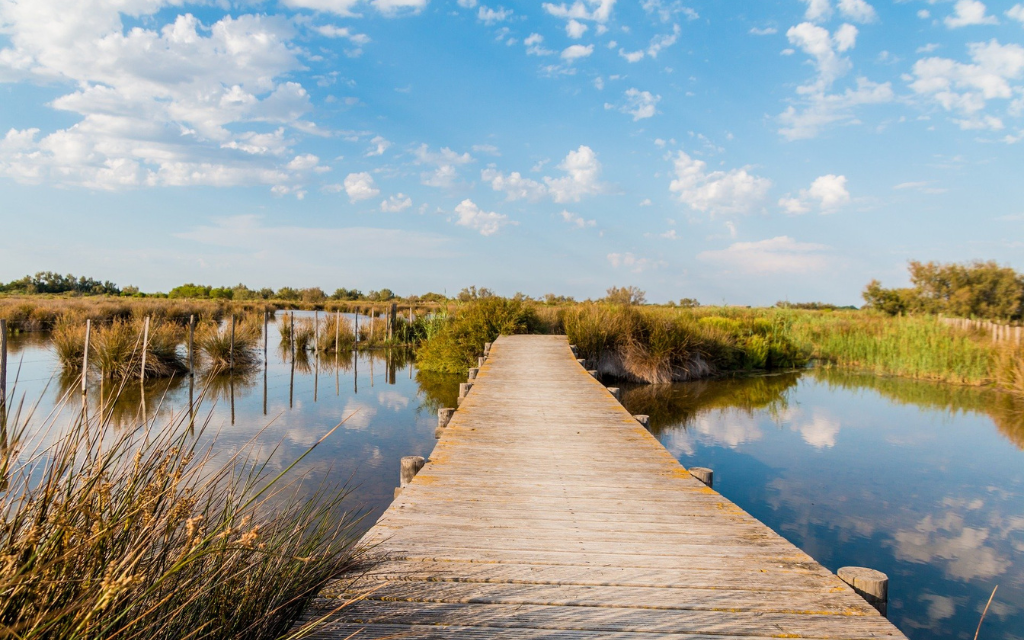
[307,335,906,639]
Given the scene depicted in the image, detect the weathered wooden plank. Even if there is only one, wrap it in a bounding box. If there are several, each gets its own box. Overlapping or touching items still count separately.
[311,335,906,639]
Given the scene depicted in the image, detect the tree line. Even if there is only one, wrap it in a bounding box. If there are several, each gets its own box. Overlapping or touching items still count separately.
[863,261,1024,321]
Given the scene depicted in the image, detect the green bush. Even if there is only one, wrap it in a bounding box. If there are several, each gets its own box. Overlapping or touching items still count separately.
[416,298,540,373]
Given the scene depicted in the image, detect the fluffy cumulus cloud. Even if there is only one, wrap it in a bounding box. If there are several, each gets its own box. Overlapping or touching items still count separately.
[414,144,474,187]
[837,0,877,24]
[561,44,594,61]
[697,236,831,274]
[779,174,851,214]
[778,21,893,139]
[560,209,596,228]
[478,6,512,25]
[669,151,772,216]
[944,0,999,29]
[283,0,428,16]
[453,199,514,235]
[0,1,327,190]
[622,88,661,120]
[381,193,412,212]
[342,172,379,202]
[483,145,605,203]
[543,0,617,24]
[909,39,1024,131]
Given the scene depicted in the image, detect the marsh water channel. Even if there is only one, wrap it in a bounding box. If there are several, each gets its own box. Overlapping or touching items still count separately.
[3,320,1023,640]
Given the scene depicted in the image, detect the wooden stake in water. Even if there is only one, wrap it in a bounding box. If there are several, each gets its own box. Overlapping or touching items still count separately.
[289,313,295,408]
[0,319,7,414]
[263,311,269,357]
[188,315,195,376]
[370,308,375,342]
[354,308,360,345]
[229,314,236,371]
[315,310,320,353]
[140,316,150,383]
[82,319,91,395]
[335,310,341,353]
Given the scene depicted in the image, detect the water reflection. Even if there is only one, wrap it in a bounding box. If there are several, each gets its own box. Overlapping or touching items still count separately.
[620,371,1024,640]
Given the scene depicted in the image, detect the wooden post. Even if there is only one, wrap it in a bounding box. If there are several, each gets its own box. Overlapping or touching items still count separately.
[436,407,455,439]
[263,311,268,357]
[689,467,713,488]
[478,356,486,367]
[0,319,7,413]
[484,341,492,355]
[314,310,320,352]
[335,310,341,352]
[82,319,91,394]
[607,387,620,400]
[370,308,375,342]
[468,367,479,380]
[354,308,360,344]
[140,316,150,383]
[837,567,888,616]
[634,414,650,427]
[587,369,599,378]
[569,344,578,357]
[188,315,195,376]
[459,382,473,398]
[576,358,587,366]
[229,314,236,371]
[400,455,426,487]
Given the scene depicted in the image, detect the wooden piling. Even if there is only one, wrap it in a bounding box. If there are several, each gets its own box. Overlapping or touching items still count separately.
[689,467,713,488]
[587,369,598,378]
[436,407,455,438]
[484,341,492,355]
[576,358,586,366]
[569,344,578,357]
[468,368,479,380]
[607,386,620,400]
[0,319,7,413]
[229,314,236,371]
[459,382,473,398]
[315,310,320,352]
[634,414,650,427]
[263,311,268,356]
[400,455,425,487]
[837,567,888,616]
[478,356,486,367]
[188,315,195,376]
[140,316,150,383]
[335,310,341,352]
[82,319,91,394]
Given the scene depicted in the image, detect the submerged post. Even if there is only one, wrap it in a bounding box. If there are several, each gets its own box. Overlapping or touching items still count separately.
[140,316,150,383]
[0,319,7,413]
[400,455,426,487]
[82,319,91,394]
[838,567,888,617]
[188,315,195,376]
[689,467,713,488]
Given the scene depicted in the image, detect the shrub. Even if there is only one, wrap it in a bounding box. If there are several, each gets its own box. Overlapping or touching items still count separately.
[416,298,540,373]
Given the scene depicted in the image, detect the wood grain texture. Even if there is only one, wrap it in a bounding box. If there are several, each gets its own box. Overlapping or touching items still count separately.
[312,335,907,639]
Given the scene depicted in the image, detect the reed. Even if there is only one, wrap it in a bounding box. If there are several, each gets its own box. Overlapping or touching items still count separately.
[317,315,355,353]
[0,296,231,332]
[0,386,366,640]
[416,298,541,373]
[198,315,262,372]
[278,315,316,352]
[50,315,87,370]
[89,318,186,380]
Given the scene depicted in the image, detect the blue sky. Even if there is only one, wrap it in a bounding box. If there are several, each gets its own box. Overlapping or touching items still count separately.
[1,0,1022,304]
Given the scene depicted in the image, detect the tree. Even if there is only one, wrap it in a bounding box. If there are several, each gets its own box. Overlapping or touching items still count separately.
[457,286,494,302]
[331,288,363,301]
[300,287,327,303]
[862,261,1024,320]
[604,286,646,306]
[679,298,700,308]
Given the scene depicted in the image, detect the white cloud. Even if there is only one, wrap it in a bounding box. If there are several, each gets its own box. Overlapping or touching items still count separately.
[453,199,514,235]
[697,236,831,274]
[562,44,594,61]
[647,24,681,58]
[566,19,589,38]
[787,22,857,92]
[314,24,371,45]
[286,154,321,171]
[525,33,555,56]
[607,252,665,273]
[370,0,430,17]
[918,9,931,19]
[543,0,617,24]
[945,0,998,28]
[366,135,391,156]
[544,145,605,202]
[669,151,772,216]
[622,88,661,120]
[414,144,474,187]
[284,0,428,17]
[0,6,324,190]
[801,0,833,22]
[1009,5,1024,25]
[837,0,877,24]
[909,40,1024,130]
[619,49,646,63]
[381,193,412,212]
[343,172,379,202]
[481,168,547,201]
[457,0,478,8]
[472,143,500,155]
[478,6,512,24]
[750,27,778,35]
[639,198,653,206]
[778,174,850,214]
[560,209,596,228]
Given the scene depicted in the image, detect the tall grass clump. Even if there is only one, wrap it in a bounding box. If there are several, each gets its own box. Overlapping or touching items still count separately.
[51,316,87,370]
[416,298,540,373]
[278,315,316,352]
[0,388,365,640]
[86,318,186,380]
[316,315,355,353]
[788,312,994,385]
[198,315,263,372]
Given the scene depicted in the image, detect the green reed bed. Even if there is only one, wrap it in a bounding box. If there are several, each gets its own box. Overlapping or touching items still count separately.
[198,315,264,373]
[0,296,231,333]
[315,315,355,353]
[416,297,541,374]
[51,317,187,380]
[0,386,366,640]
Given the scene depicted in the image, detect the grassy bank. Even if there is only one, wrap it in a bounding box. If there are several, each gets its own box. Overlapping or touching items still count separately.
[0,387,365,640]
[415,300,1023,395]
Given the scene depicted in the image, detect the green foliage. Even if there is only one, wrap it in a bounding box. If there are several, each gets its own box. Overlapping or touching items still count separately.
[457,286,494,302]
[169,283,214,299]
[331,288,364,301]
[366,289,396,302]
[604,286,646,306]
[416,298,540,373]
[0,272,120,296]
[863,260,1024,320]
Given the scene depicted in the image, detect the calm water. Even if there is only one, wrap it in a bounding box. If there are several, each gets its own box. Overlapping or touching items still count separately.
[3,325,1022,639]
[621,370,1024,640]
